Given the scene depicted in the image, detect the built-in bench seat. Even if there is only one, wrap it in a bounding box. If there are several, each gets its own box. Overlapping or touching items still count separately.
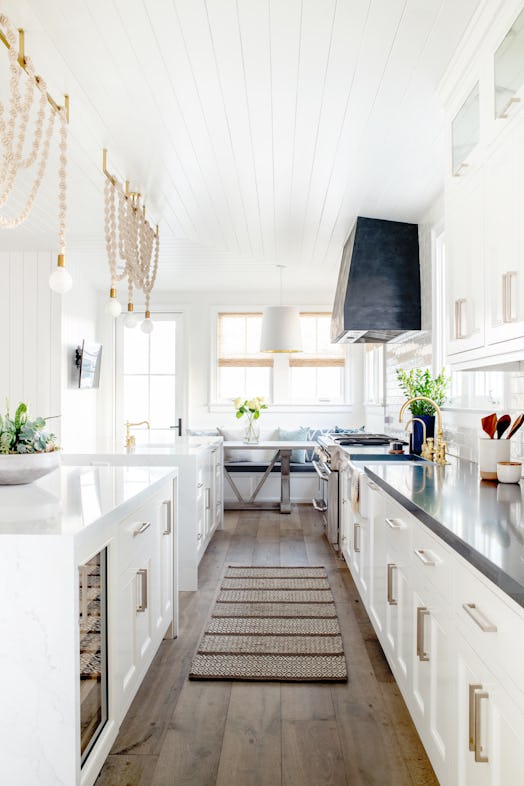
[225,461,316,473]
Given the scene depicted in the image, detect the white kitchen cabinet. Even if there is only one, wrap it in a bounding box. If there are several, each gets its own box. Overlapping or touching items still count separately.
[367,479,387,637]
[115,484,176,720]
[445,169,485,357]
[484,116,524,345]
[456,635,524,786]
[411,578,456,785]
[0,466,177,786]
[439,0,524,368]
[342,469,524,786]
[64,435,224,591]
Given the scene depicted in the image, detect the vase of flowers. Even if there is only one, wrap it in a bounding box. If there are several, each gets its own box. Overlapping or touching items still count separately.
[395,368,450,454]
[234,396,268,444]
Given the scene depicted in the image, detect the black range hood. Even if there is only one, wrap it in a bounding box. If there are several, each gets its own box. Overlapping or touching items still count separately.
[330,216,421,344]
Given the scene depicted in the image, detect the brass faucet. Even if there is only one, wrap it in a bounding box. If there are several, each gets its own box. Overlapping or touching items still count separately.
[403,417,434,461]
[125,420,150,449]
[399,397,448,465]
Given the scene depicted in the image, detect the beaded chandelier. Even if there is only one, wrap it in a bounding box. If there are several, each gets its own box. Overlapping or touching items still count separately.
[103,149,159,333]
[0,14,71,293]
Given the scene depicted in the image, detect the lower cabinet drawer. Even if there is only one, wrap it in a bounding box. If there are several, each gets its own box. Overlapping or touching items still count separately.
[455,561,524,700]
[118,498,158,570]
[412,521,453,605]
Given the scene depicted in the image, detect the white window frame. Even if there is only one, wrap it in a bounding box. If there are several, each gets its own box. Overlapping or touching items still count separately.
[209,306,352,414]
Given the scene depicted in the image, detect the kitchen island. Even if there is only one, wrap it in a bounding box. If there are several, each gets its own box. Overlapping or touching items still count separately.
[0,464,178,786]
[64,434,223,591]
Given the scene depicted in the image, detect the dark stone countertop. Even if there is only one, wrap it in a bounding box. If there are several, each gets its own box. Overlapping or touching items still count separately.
[358,456,524,609]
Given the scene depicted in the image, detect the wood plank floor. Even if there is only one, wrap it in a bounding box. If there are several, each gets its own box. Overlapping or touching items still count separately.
[96,506,438,786]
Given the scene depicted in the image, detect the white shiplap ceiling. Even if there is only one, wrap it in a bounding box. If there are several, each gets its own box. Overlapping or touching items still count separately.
[0,0,481,292]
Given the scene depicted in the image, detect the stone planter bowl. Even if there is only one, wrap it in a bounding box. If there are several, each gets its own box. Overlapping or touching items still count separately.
[0,451,61,485]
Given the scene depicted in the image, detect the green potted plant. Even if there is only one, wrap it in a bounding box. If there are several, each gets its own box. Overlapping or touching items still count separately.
[0,401,60,484]
[395,368,450,454]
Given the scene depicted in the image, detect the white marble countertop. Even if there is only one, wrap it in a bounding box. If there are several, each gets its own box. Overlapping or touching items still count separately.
[64,434,222,464]
[0,464,176,536]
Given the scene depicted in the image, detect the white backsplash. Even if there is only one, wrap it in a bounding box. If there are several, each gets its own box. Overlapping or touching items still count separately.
[384,337,524,464]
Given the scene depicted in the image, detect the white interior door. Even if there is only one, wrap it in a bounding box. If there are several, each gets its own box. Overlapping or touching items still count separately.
[115,312,186,448]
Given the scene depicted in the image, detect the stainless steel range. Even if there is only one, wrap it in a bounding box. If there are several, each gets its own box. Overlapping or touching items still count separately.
[312,433,398,550]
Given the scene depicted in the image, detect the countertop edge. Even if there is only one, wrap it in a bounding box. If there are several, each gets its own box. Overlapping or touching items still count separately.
[364,466,524,611]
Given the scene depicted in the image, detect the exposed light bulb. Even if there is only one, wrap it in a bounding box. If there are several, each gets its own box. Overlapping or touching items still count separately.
[105,288,122,317]
[141,310,154,334]
[124,311,139,328]
[49,255,72,294]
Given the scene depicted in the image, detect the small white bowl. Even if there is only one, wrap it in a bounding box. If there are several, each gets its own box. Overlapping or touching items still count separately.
[496,461,522,484]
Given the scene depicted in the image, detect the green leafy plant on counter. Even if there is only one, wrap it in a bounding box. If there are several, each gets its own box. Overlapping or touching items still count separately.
[395,368,450,416]
[0,401,58,454]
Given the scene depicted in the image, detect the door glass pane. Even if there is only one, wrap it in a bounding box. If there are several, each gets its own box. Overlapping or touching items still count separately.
[123,375,149,423]
[149,376,176,428]
[123,329,149,374]
[150,321,176,374]
[451,83,480,174]
[494,7,524,118]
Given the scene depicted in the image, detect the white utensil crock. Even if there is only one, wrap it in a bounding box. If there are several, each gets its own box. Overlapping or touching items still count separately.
[478,437,510,480]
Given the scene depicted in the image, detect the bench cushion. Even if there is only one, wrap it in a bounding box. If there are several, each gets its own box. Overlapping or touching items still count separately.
[225,462,316,473]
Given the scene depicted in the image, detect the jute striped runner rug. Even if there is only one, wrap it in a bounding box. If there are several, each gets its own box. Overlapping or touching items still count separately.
[189,566,347,682]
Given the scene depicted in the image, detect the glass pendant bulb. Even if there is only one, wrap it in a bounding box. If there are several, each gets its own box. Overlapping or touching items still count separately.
[105,287,122,317]
[141,310,154,334]
[49,255,72,294]
[124,302,139,329]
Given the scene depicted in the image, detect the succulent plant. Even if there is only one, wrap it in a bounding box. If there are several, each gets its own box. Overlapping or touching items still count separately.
[0,401,58,454]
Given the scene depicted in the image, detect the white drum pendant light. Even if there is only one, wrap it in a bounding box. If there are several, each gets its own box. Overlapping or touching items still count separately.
[260,266,302,353]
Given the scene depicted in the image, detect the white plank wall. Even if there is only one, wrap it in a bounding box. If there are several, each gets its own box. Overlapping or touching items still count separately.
[0,251,61,428]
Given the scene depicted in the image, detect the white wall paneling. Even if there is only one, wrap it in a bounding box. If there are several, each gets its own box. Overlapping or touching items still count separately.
[0,251,61,426]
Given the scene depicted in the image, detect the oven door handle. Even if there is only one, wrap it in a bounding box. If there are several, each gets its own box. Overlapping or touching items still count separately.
[312,459,331,481]
[312,498,328,513]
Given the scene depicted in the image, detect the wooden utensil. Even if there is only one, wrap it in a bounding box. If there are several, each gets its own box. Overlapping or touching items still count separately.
[481,413,497,439]
[496,413,511,439]
[506,414,524,440]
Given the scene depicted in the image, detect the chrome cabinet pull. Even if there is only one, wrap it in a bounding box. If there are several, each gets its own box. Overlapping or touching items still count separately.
[474,690,489,763]
[205,487,211,510]
[507,271,517,322]
[469,683,482,751]
[385,517,404,530]
[499,95,521,119]
[455,298,467,339]
[503,273,510,323]
[353,522,361,553]
[453,162,469,177]
[136,568,148,612]
[133,521,151,537]
[387,563,397,605]
[463,603,497,633]
[414,548,435,566]
[162,499,172,535]
[416,606,430,661]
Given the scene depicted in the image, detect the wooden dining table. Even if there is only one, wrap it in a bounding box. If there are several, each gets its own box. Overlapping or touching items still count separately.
[222,440,317,514]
